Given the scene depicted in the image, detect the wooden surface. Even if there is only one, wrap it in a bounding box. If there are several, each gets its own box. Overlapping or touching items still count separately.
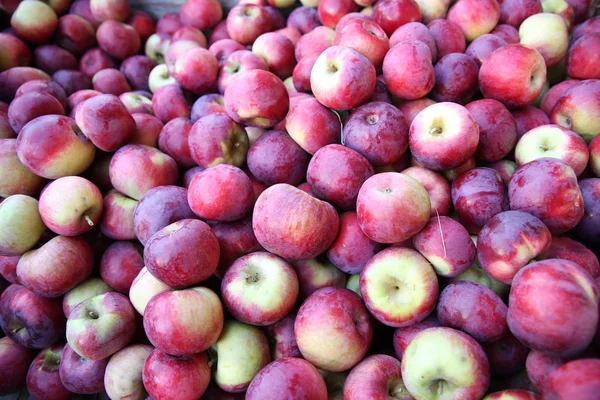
[130,0,240,18]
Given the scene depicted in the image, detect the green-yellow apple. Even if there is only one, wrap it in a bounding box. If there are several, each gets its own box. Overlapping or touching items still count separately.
[0,195,46,257]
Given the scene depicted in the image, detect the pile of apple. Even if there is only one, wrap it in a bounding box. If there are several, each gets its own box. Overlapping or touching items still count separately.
[1,0,600,398]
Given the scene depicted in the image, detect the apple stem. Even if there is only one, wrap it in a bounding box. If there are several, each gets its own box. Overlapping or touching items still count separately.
[435,208,447,259]
[84,215,94,226]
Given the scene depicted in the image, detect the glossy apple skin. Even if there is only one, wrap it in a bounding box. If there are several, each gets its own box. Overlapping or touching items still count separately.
[99,191,137,241]
[526,350,568,391]
[252,32,296,79]
[452,167,509,234]
[513,106,551,138]
[482,331,529,378]
[401,327,490,400]
[333,19,389,70]
[543,359,600,399]
[59,343,108,394]
[190,93,225,122]
[222,252,299,326]
[466,99,518,162]
[179,0,222,31]
[173,47,218,94]
[567,33,600,80]
[383,41,434,101]
[539,236,600,279]
[509,158,584,234]
[295,26,335,61]
[310,45,376,111]
[246,357,328,400]
[10,0,58,45]
[515,124,589,176]
[152,84,191,123]
[96,21,141,61]
[0,284,66,349]
[343,354,412,400]
[285,97,341,155]
[508,259,598,357]
[99,242,143,294]
[372,0,422,36]
[360,247,439,328]
[8,91,65,134]
[66,292,136,361]
[291,55,317,93]
[266,312,301,360]
[143,287,224,356]
[479,44,547,109]
[104,344,153,400]
[551,79,600,143]
[0,336,33,395]
[133,185,195,245]
[573,178,600,243]
[62,277,113,318]
[218,50,268,94]
[307,145,374,210]
[540,80,581,117]
[109,145,179,201]
[224,69,289,128]
[413,216,476,277]
[438,281,508,343]
[447,0,500,41]
[400,167,451,216]
[343,101,409,166]
[209,39,245,67]
[155,118,192,167]
[392,317,440,360]
[428,19,466,59]
[253,184,339,261]
[431,53,479,105]
[327,211,381,275]
[15,115,95,180]
[465,34,507,67]
[142,349,211,400]
[295,287,373,372]
[211,218,262,278]
[17,236,93,298]
[26,343,72,400]
[226,4,271,45]
[357,172,430,244]
[478,211,552,285]
[144,219,219,288]
[390,22,437,61]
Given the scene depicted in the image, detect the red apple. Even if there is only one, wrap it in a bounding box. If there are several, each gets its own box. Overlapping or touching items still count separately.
[211,218,262,278]
[226,4,271,45]
[52,69,93,97]
[383,41,434,101]
[15,80,68,110]
[100,242,143,294]
[173,47,218,94]
[513,106,552,138]
[499,0,544,27]
[8,91,65,134]
[372,0,422,36]
[59,343,108,394]
[56,15,97,56]
[573,178,600,243]
[266,312,301,360]
[295,26,335,61]
[465,34,507,67]
[551,79,600,142]
[33,45,78,75]
[292,255,347,296]
[252,32,296,79]
[431,53,479,105]
[543,359,600,399]
[96,20,141,60]
[334,19,389,70]
[428,19,467,58]
[466,99,518,162]
[90,0,129,22]
[218,50,268,94]
[127,10,156,43]
[285,97,341,155]
[190,93,225,121]
[180,0,222,31]
[0,67,51,103]
[0,336,33,395]
[156,12,183,34]
[0,33,32,72]
[389,22,437,61]
[157,118,195,168]
[343,354,411,400]
[539,235,600,278]
[392,317,440,360]
[10,0,58,45]
[26,344,72,400]
[447,0,500,41]
[92,68,131,95]
[287,6,321,33]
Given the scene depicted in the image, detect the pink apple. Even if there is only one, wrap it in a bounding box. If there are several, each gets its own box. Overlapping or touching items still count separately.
[344,354,411,399]
[252,32,296,79]
[334,19,389,69]
[318,0,358,28]
[383,41,434,101]
[285,97,341,155]
[0,336,33,395]
[151,84,191,122]
[0,67,51,103]
[389,22,437,61]
[99,242,143,294]
[542,359,600,399]
[287,6,321,33]
[211,218,262,278]
[551,78,600,142]
[226,4,271,45]
[253,184,339,260]
[428,19,467,58]
[357,172,431,243]
[295,287,373,371]
[190,93,225,121]
[401,166,451,215]
[218,50,268,94]
[7,91,65,134]
[96,21,141,60]
[479,44,547,109]
[143,287,223,356]
[465,34,507,67]
[499,0,544,27]
[508,259,598,357]
[99,191,138,241]
[295,26,335,61]
[361,247,438,327]
[513,106,552,138]
[447,0,500,41]
[179,0,222,31]
[173,47,218,94]
[397,98,437,125]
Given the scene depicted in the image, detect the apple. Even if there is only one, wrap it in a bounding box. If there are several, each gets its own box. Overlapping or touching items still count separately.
[539,236,600,278]
[188,114,249,169]
[487,160,518,186]
[179,0,222,31]
[401,166,451,216]
[119,56,155,93]
[372,0,421,36]
[0,33,32,72]
[56,15,97,57]
[572,15,600,41]
[132,185,195,245]
[90,0,129,21]
[334,19,389,70]
[190,93,225,122]
[515,124,589,176]
[143,287,224,356]
[551,79,600,142]
[224,69,289,128]
[98,191,137,240]
[80,49,118,79]
[0,67,51,103]
[62,277,113,318]
[326,211,382,275]
[211,218,262,278]
[218,50,269,94]
[513,106,552,138]
[59,343,109,394]
[291,55,318,94]
[343,101,409,166]
[573,178,600,243]
[172,26,207,47]
[543,359,600,399]
[287,6,320,34]
[92,68,131,96]
[226,4,271,45]
[10,0,58,45]
[129,267,172,316]
[7,91,65,136]
[246,357,328,399]
[482,331,529,377]
[392,317,440,360]
[295,287,372,372]
[145,33,171,65]
[413,216,476,277]
[17,235,93,298]
[266,312,300,360]
[52,70,93,97]
[344,354,411,399]
[508,259,598,357]
[466,99,518,163]
[142,349,211,400]
[26,344,72,400]
[0,336,33,395]
[465,34,507,67]
[172,47,218,95]
[284,97,340,155]
[522,12,571,65]
[251,32,296,79]
[479,44,547,109]
[0,284,66,348]
[509,157,584,233]
[127,10,156,43]
[209,39,246,67]
[0,195,46,257]
[292,255,347,296]
[253,184,339,260]
[383,41,434,101]
[69,0,96,24]
[499,0,544,27]
[0,255,20,285]
[96,21,141,61]
[526,350,568,392]
[152,84,191,122]
[295,26,335,61]
[484,390,541,400]
[144,219,219,288]
[401,327,490,399]
[99,242,143,295]
[432,53,479,105]
[452,167,509,234]
[428,19,467,58]
[210,320,271,392]
[540,80,581,117]
[0,139,46,198]
[104,344,153,400]
[447,0,500,42]
[33,45,78,76]
[409,102,479,170]
[357,172,430,243]
[66,292,136,361]
[38,176,102,236]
